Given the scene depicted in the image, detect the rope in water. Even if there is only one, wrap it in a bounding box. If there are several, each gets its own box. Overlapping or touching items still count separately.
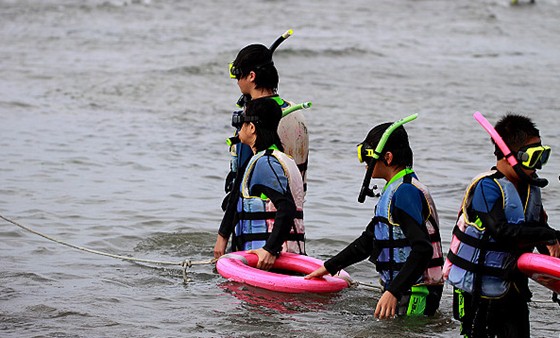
[0,214,216,283]
[1,213,557,304]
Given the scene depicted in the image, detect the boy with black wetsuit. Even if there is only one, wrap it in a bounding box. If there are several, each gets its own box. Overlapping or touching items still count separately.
[214,39,309,260]
[444,114,560,338]
[306,121,444,319]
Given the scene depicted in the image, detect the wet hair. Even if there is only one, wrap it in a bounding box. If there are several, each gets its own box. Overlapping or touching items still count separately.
[362,123,413,168]
[493,113,540,159]
[232,44,279,91]
[244,97,284,153]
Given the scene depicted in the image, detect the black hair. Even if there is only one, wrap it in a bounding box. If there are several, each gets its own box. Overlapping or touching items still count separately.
[362,123,413,168]
[493,113,540,159]
[232,44,279,91]
[244,98,284,153]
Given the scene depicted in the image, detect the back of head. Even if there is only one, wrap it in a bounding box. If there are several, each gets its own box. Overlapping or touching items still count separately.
[362,122,413,168]
[244,98,283,152]
[233,44,279,91]
[494,113,540,158]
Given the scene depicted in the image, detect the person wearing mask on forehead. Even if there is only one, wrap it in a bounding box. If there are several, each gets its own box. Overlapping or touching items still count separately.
[305,120,445,319]
[215,97,305,270]
[214,40,309,260]
[444,114,560,338]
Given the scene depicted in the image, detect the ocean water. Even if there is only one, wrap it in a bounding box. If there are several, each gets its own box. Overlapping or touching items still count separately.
[1,0,560,337]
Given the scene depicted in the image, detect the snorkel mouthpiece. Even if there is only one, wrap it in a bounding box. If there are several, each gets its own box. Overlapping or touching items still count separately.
[473,112,548,188]
[358,113,418,203]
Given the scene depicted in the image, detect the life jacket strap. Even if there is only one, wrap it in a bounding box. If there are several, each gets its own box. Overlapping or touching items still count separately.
[237,210,304,221]
[376,256,443,272]
[452,226,509,252]
[234,232,306,247]
[446,251,507,278]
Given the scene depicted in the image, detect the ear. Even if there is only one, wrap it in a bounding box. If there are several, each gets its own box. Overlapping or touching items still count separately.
[247,71,257,82]
[384,151,393,166]
[248,122,257,134]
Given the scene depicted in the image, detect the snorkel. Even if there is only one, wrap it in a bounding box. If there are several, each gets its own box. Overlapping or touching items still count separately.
[358,113,418,203]
[269,29,293,53]
[226,101,312,146]
[227,30,310,147]
[473,111,548,188]
[232,29,294,108]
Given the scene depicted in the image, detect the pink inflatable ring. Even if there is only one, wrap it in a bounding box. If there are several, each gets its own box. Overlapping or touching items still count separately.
[216,251,352,293]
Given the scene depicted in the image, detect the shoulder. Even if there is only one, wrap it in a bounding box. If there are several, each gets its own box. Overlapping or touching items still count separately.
[470,176,503,212]
[253,152,281,167]
[393,182,424,205]
[474,176,502,196]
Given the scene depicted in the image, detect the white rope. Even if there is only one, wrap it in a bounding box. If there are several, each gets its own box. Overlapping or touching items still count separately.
[3,213,558,303]
[0,213,215,283]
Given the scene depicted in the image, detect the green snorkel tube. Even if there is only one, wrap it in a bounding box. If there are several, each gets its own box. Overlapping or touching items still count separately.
[226,101,312,146]
[358,113,418,203]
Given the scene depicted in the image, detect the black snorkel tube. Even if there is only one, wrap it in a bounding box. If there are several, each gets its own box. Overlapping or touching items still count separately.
[358,113,418,203]
[473,111,548,188]
[269,29,293,53]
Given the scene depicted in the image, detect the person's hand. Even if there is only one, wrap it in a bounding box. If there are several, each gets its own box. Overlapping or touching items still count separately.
[247,248,276,270]
[304,265,328,280]
[546,240,560,258]
[213,234,228,259]
[374,291,397,319]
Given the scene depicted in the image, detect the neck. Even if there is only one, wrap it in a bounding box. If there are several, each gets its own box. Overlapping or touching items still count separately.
[249,88,275,100]
[496,159,520,188]
[384,166,407,182]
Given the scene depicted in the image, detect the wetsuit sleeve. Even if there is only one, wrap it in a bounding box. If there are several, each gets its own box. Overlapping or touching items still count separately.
[323,220,377,275]
[217,159,250,239]
[472,178,557,248]
[252,185,296,255]
[250,155,297,256]
[385,184,434,298]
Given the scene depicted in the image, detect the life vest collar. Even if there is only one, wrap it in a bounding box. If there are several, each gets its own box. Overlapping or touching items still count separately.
[383,168,415,192]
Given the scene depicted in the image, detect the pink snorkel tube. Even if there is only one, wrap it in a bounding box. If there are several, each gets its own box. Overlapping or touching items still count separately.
[473,111,548,187]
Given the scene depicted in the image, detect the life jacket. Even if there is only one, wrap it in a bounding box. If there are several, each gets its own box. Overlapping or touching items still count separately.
[443,170,542,298]
[372,169,444,289]
[229,96,309,192]
[234,148,305,254]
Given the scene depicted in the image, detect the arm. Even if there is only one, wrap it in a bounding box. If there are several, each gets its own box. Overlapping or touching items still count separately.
[251,185,296,256]
[384,185,434,299]
[323,219,376,275]
[246,155,297,269]
[472,179,557,247]
[374,184,434,319]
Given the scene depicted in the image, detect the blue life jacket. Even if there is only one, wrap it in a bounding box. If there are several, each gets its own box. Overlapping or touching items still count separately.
[373,169,444,289]
[234,148,305,254]
[444,170,542,298]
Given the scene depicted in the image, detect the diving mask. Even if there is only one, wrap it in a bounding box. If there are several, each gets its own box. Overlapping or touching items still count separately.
[517,143,551,169]
[357,143,379,165]
[229,62,241,79]
[231,112,259,128]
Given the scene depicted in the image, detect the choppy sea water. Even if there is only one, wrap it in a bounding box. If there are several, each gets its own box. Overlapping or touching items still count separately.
[1,0,560,337]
